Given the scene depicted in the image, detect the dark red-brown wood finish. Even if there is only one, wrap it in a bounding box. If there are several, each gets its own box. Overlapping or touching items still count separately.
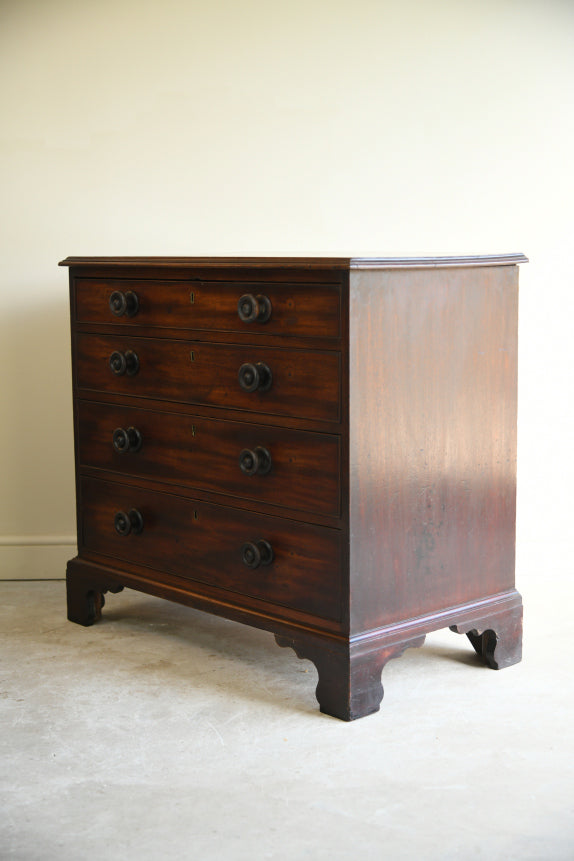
[76,400,341,518]
[62,254,527,720]
[75,334,341,422]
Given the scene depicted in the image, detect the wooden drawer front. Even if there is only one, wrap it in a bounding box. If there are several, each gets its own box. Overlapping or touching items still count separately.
[75,278,341,339]
[80,478,342,622]
[75,334,341,423]
[77,401,341,517]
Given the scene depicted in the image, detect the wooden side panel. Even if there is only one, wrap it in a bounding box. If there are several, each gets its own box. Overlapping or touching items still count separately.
[348,265,519,633]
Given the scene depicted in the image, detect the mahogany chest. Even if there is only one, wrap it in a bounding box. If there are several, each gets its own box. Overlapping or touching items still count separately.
[61,254,526,720]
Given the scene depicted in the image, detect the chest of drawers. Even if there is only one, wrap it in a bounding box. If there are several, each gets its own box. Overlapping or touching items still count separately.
[61,254,526,720]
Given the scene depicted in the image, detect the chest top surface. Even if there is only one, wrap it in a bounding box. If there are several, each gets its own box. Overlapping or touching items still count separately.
[60,253,528,270]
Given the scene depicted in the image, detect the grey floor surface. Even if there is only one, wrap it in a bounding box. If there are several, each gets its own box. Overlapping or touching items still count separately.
[1,576,572,860]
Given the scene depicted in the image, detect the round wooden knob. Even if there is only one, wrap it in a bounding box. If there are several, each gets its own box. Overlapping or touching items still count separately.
[109,290,139,317]
[109,350,139,376]
[114,509,144,536]
[109,351,127,375]
[112,427,142,453]
[237,293,272,323]
[239,447,271,476]
[237,361,272,393]
[241,539,274,568]
[124,350,139,375]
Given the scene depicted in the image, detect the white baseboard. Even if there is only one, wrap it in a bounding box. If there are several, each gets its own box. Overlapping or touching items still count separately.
[0,536,76,580]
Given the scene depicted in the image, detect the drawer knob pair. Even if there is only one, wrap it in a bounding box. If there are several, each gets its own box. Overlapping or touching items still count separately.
[241,539,274,569]
[237,293,272,324]
[114,509,144,536]
[109,350,139,376]
[109,290,139,318]
[113,427,142,453]
[238,361,272,393]
[239,446,271,476]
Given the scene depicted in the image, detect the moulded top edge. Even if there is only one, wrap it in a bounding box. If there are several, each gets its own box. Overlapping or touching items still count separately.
[59,253,528,270]
[58,256,352,268]
[349,253,528,269]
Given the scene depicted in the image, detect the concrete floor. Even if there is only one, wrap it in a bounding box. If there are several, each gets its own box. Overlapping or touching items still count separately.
[1,575,572,860]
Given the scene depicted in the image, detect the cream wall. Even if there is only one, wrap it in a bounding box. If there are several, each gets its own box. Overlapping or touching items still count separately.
[1,0,572,580]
